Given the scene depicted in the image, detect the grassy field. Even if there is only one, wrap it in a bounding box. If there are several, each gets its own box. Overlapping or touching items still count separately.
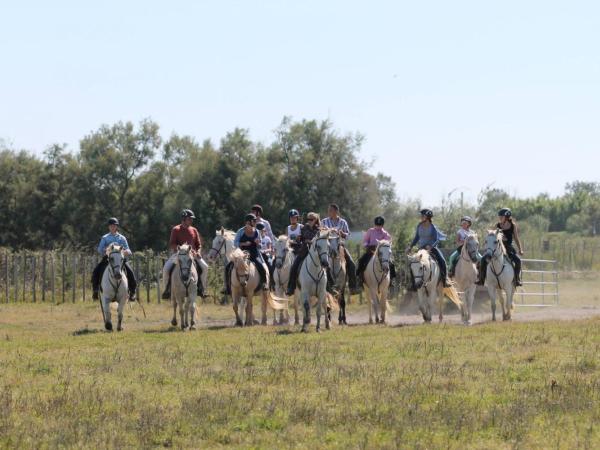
[0,276,599,449]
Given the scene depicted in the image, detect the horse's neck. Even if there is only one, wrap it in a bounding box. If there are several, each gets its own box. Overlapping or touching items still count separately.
[491,245,506,268]
[305,246,322,274]
[223,239,235,262]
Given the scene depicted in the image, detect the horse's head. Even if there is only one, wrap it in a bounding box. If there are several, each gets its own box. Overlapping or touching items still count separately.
[273,236,290,269]
[483,230,504,261]
[207,227,234,263]
[328,230,342,258]
[464,233,480,263]
[176,244,194,283]
[312,230,331,268]
[408,250,429,289]
[106,244,125,280]
[231,249,250,287]
[376,240,392,274]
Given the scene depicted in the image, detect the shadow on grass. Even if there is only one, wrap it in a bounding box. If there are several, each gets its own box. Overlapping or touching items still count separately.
[72,328,102,336]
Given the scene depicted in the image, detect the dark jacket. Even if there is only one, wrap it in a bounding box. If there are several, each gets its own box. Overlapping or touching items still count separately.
[297,225,320,257]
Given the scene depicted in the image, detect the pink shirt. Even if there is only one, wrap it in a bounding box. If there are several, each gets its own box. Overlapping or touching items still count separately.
[363,227,392,247]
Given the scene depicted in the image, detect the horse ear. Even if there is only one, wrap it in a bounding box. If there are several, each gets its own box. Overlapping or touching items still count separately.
[220,227,224,236]
[177,245,181,251]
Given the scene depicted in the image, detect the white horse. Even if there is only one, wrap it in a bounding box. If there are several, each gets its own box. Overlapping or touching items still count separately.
[100,243,129,332]
[483,229,516,321]
[408,250,462,323]
[328,230,348,325]
[363,240,392,324]
[273,235,297,325]
[169,244,198,330]
[454,233,479,325]
[297,229,332,332]
[206,228,236,297]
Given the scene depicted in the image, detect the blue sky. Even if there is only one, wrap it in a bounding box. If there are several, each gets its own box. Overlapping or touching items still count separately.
[1,0,599,206]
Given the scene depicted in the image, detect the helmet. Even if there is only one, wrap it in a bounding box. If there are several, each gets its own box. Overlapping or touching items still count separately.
[374,216,385,226]
[251,204,263,215]
[181,209,196,219]
[461,216,473,224]
[107,217,119,226]
[288,209,300,218]
[498,208,512,217]
[420,209,433,218]
[245,213,257,222]
[256,222,265,231]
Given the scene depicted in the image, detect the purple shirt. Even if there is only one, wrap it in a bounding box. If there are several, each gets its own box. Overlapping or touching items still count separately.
[363,227,392,248]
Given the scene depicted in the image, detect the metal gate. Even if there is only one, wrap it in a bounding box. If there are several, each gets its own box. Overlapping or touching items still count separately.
[518,258,559,306]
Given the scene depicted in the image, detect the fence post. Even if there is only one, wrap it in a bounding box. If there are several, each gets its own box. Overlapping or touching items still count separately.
[4,252,9,303]
[156,256,161,304]
[42,252,47,303]
[82,256,87,302]
[51,253,55,304]
[32,255,37,303]
[62,253,66,304]
[145,252,150,303]
[72,254,77,303]
[13,254,18,303]
[134,256,140,301]
[22,254,26,302]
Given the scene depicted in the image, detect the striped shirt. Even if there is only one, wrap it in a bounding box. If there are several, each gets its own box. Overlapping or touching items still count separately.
[322,216,350,236]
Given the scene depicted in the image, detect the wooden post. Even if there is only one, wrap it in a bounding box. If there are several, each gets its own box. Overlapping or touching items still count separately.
[145,252,150,304]
[13,255,18,303]
[82,255,87,302]
[156,256,161,304]
[42,252,47,303]
[22,254,26,302]
[62,253,66,304]
[32,255,37,303]
[72,254,77,303]
[134,255,140,300]
[51,253,56,304]
[4,252,9,303]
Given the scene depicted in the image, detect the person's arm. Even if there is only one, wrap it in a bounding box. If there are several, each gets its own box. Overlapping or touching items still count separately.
[194,229,202,253]
[410,225,419,247]
[234,228,243,248]
[97,236,106,256]
[456,230,464,246]
[513,223,524,255]
[120,236,132,257]
[266,221,275,242]
[340,219,349,238]
[168,228,178,253]
[430,224,440,248]
[384,230,392,243]
[362,229,371,248]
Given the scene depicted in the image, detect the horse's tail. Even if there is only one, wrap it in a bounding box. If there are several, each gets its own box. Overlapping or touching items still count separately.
[267,292,288,311]
[443,285,462,308]
[327,293,340,312]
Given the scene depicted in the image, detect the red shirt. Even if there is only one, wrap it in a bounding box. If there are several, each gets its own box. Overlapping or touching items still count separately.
[169,224,202,252]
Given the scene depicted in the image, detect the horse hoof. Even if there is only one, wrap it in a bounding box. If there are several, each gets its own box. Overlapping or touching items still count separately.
[236,320,243,327]
[171,319,177,327]
[316,327,321,333]
[326,323,331,330]
[190,325,196,331]
[105,321,113,331]
[301,325,308,333]
[117,326,123,332]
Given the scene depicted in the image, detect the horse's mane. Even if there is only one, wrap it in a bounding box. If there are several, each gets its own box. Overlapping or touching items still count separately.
[217,229,237,240]
[377,239,391,248]
[409,249,431,269]
[277,235,289,243]
[488,229,507,255]
[178,243,191,253]
[106,243,122,255]
[230,248,247,264]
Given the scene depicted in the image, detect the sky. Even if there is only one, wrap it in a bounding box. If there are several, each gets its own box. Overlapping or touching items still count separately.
[1,0,599,206]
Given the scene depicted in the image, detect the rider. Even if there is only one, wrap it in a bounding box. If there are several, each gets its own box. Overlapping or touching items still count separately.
[448,216,477,277]
[477,208,524,286]
[405,209,451,287]
[161,209,209,299]
[287,209,303,254]
[92,217,137,301]
[251,204,275,242]
[285,212,326,296]
[356,216,396,286]
[257,222,274,269]
[321,203,360,294]
[233,213,269,290]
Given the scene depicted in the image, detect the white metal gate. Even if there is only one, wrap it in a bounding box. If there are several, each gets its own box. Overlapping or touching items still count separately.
[518,258,559,306]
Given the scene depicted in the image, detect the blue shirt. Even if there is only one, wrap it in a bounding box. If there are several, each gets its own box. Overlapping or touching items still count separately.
[97,232,130,256]
[322,217,350,235]
[410,223,446,249]
[233,227,245,248]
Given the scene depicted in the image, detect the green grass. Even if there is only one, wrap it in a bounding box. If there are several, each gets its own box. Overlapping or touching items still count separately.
[1,301,599,449]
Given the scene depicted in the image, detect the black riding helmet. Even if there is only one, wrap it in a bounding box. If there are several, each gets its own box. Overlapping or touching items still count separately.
[461,216,473,224]
[181,209,196,219]
[107,217,119,225]
[245,213,257,223]
[420,208,433,218]
[256,222,265,231]
[288,209,300,218]
[374,216,385,226]
[498,208,512,217]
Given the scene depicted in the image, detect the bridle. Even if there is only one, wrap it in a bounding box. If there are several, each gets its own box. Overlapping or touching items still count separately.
[177,248,195,295]
[372,243,391,289]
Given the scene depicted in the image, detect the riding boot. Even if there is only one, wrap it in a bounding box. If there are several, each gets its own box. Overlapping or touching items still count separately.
[432,248,451,287]
[355,252,372,293]
[125,262,137,301]
[513,258,523,286]
[326,268,339,296]
[286,255,303,296]
[222,262,233,295]
[161,265,176,299]
[193,260,207,298]
[345,251,360,294]
[476,259,487,285]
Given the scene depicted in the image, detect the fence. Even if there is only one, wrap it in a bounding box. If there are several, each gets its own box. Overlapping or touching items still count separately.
[517,258,559,306]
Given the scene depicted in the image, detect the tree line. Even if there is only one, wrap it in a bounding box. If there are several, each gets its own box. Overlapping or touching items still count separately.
[1,117,598,253]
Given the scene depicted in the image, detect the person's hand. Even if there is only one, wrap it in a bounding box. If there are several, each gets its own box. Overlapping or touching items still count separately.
[519,249,525,256]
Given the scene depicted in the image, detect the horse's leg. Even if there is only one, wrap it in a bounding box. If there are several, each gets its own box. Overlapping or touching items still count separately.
[437,287,444,323]
[261,291,268,326]
[323,291,330,331]
[487,285,497,321]
[245,296,253,326]
[339,291,346,325]
[293,291,300,325]
[381,284,389,325]
[179,297,186,330]
[171,298,178,327]
[427,290,436,323]
[301,291,310,333]
[368,285,374,324]
[233,293,243,327]
[189,294,197,330]
[506,287,514,321]
[102,296,112,331]
[117,296,125,331]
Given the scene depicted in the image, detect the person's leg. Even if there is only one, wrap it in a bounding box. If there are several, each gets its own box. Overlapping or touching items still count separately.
[507,247,522,286]
[92,258,108,300]
[356,251,373,285]
[161,256,176,299]
[389,261,396,279]
[286,254,304,296]
[476,257,488,285]
[431,247,450,287]
[344,250,359,292]
[124,262,137,300]
[252,255,267,289]
[194,257,209,297]
[448,248,460,277]
[223,262,233,295]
